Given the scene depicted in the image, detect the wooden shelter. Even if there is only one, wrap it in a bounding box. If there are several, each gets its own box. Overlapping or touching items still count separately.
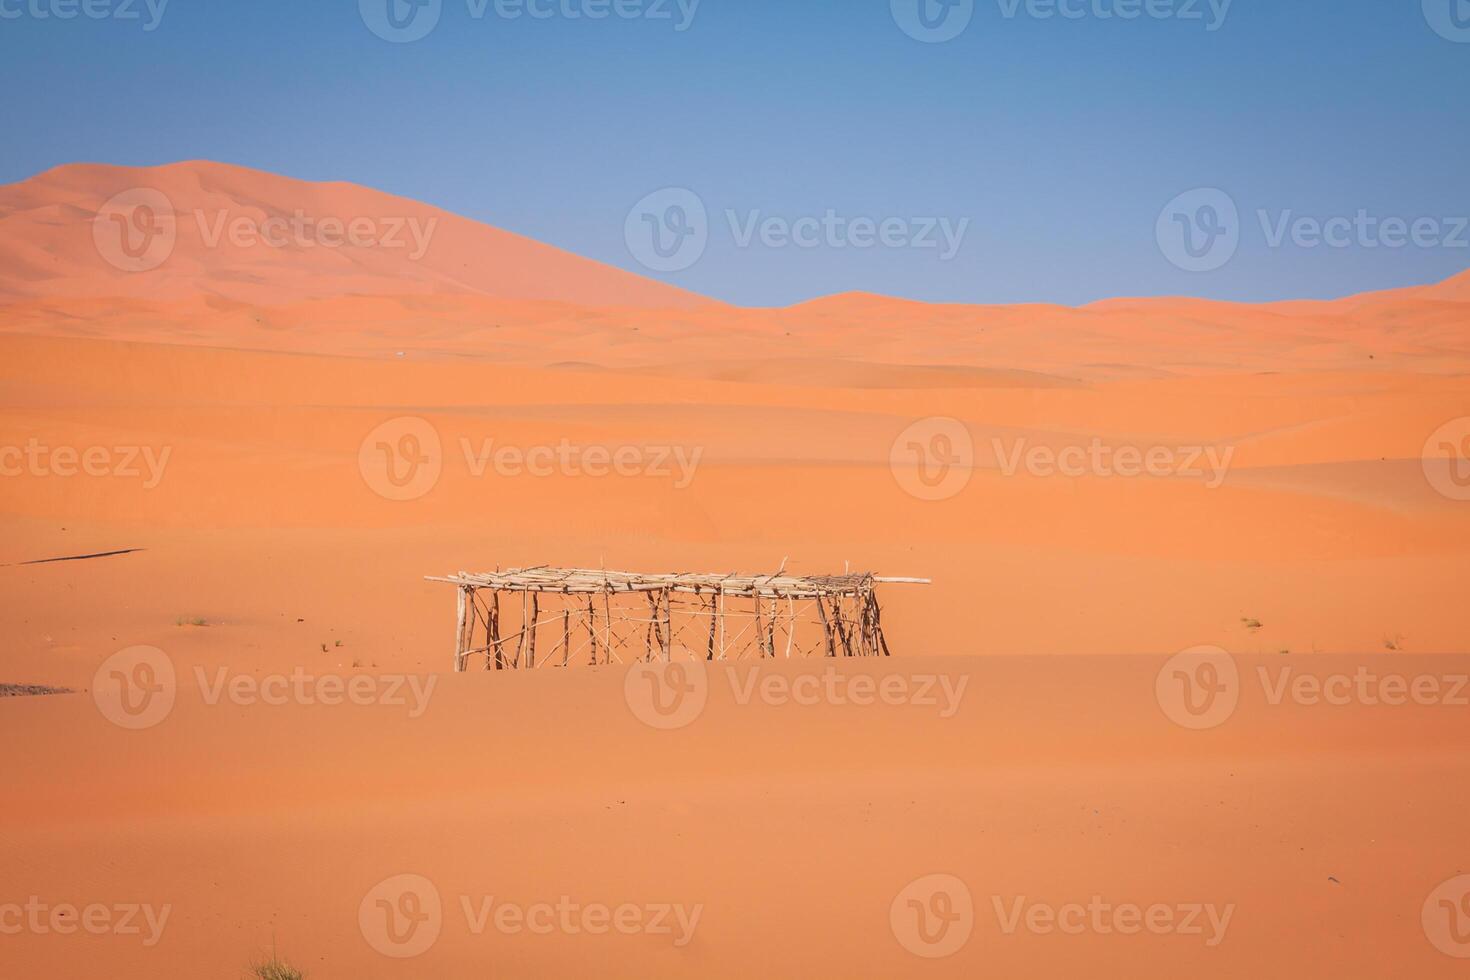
[428,566,929,672]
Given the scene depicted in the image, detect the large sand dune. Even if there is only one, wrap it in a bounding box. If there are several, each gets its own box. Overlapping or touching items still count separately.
[1,162,1468,978]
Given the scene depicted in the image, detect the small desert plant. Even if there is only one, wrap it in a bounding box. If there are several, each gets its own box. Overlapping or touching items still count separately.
[175,616,208,627]
[1240,617,1263,631]
[249,950,303,980]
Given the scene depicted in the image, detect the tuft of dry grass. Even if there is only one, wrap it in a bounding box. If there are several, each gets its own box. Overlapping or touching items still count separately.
[250,951,303,980]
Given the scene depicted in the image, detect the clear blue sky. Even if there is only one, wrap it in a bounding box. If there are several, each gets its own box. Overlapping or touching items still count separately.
[2,0,1467,306]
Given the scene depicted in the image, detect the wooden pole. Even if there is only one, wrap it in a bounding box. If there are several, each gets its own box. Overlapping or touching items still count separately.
[816,594,837,658]
[705,590,717,661]
[562,608,571,668]
[490,590,504,670]
[524,592,540,669]
[454,585,470,672]
[586,595,599,665]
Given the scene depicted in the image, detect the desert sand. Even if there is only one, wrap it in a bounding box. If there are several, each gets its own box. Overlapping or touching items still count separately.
[2,161,1468,978]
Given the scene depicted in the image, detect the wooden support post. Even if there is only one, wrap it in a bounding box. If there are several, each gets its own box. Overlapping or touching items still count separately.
[454,585,470,672]
[524,592,540,669]
[489,590,504,670]
[833,596,855,658]
[816,594,837,658]
[718,586,726,660]
[561,608,571,668]
[586,595,599,665]
[705,590,717,661]
[785,596,796,658]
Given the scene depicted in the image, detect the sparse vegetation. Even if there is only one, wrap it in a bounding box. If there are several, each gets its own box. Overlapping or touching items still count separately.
[0,683,73,698]
[175,616,209,627]
[1384,634,1404,651]
[1241,617,1263,632]
[249,950,302,980]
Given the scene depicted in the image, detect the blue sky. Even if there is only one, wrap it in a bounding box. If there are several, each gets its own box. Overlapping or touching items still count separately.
[2,0,1467,306]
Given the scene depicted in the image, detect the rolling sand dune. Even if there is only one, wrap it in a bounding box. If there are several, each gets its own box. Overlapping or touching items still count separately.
[1,162,1469,978]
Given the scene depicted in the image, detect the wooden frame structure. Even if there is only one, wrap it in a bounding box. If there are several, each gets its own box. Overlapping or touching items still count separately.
[428,567,929,672]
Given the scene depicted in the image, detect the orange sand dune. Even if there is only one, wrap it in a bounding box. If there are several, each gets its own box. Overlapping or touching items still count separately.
[2,161,1469,978]
[0,160,711,310]
[2,162,1468,383]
